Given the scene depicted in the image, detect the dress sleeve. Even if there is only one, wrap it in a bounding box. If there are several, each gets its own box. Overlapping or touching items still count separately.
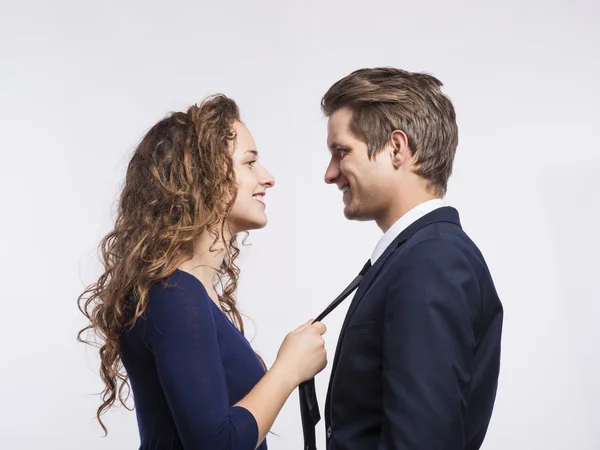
[144,280,259,449]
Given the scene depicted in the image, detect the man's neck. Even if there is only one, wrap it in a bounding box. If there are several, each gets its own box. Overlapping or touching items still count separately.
[376,192,440,232]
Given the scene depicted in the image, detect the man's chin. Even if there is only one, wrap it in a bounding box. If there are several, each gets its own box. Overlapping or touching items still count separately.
[343,205,371,222]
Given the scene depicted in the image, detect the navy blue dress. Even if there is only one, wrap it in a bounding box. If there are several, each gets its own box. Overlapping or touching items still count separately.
[120,269,267,449]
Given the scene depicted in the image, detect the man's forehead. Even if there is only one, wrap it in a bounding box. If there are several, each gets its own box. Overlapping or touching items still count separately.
[326,126,343,149]
[327,126,357,151]
[327,116,349,148]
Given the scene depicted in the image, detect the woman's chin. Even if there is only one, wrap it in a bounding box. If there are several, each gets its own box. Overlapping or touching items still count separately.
[248,217,268,231]
[230,216,268,234]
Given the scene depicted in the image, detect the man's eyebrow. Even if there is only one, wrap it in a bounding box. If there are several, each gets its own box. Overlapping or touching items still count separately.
[328,141,344,151]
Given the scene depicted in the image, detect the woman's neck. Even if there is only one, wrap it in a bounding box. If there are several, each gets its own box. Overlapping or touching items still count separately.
[178,229,231,306]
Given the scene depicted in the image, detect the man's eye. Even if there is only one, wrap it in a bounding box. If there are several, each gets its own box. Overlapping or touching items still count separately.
[339,148,349,156]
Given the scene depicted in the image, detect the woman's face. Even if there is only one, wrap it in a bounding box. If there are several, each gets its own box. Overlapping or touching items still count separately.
[227,121,275,234]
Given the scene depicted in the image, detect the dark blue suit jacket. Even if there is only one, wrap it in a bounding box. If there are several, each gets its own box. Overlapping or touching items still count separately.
[325,207,503,450]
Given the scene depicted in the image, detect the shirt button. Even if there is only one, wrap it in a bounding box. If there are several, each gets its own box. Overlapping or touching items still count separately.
[327,425,332,438]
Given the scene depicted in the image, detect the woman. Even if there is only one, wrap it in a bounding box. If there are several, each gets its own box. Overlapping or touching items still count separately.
[77,94,327,449]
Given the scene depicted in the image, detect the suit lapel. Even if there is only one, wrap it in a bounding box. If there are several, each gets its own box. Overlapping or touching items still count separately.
[326,233,401,385]
[337,243,396,345]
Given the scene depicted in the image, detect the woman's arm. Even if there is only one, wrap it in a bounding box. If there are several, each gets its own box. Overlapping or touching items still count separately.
[145,281,326,449]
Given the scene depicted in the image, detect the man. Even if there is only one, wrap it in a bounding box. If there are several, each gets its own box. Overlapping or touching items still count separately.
[321,68,503,449]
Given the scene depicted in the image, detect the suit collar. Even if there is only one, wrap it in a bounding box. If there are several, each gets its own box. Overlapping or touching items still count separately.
[391,205,461,249]
[371,199,446,264]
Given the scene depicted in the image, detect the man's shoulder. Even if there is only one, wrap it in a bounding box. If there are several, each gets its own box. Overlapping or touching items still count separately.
[389,221,484,270]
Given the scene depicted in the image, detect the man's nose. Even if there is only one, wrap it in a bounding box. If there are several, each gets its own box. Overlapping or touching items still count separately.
[324,159,340,185]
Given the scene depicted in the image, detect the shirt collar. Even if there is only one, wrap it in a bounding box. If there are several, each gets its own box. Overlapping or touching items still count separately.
[370,199,446,264]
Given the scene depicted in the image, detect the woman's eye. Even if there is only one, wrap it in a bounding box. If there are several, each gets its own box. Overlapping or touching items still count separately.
[248,160,257,167]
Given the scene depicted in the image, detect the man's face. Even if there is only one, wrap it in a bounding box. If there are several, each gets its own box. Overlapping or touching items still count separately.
[324,107,394,224]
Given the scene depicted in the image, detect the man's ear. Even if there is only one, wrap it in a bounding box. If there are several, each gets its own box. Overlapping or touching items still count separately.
[390,130,410,169]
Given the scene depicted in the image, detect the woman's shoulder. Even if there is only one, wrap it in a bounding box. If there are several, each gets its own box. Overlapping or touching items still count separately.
[146,269,214,315]
[128,270,222,354]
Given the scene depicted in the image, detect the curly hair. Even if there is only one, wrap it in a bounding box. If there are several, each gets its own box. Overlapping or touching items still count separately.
[77,94,252,434]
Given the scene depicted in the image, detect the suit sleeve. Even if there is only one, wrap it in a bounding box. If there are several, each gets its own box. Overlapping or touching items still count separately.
[144,282,259,449]
[378,239,477,450]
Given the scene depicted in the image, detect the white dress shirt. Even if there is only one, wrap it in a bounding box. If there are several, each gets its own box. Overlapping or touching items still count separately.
[370,199,446,264]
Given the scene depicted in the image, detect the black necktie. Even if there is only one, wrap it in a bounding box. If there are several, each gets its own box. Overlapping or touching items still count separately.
[299,260,372,450]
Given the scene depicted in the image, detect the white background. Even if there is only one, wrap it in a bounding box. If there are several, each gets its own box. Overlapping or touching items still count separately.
[1,0,599,449]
